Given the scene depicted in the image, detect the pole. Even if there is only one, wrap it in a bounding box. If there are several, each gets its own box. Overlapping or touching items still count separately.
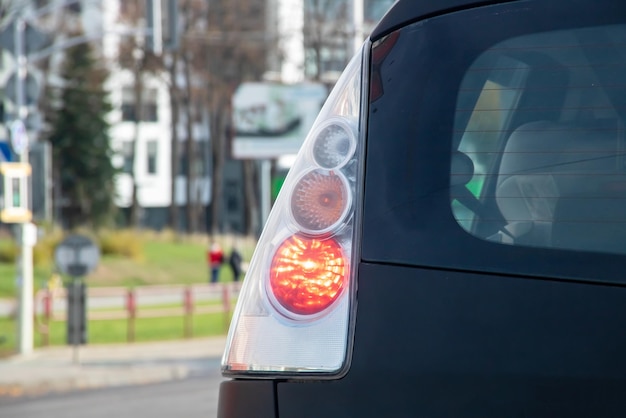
[126,289,136,343]
[184,286,193,338]
[353,0,364,56]
[150,0,163,55]
[43,289,51,346]
[15,16,34,356]
[71,279,80,364]
[260,160,271,230]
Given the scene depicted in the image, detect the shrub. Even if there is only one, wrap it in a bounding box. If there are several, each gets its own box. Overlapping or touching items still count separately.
[34,229,64,267]
[98,229,144,261]
[0,240,17,263]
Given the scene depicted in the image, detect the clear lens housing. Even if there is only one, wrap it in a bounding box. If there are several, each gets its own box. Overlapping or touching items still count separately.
[222,47,364,376]
[290,169,351,234]
[311,118,357,169]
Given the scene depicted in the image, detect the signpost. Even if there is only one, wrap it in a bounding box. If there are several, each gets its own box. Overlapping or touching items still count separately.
[54,234,100,364]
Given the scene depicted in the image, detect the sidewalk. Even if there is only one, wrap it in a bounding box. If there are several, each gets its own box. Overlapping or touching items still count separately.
[0,336,227,398]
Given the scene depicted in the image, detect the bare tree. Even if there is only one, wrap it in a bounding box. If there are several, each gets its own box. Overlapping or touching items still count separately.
[173,0,207,234]
[201,0,268,235]
[303,0,352,82]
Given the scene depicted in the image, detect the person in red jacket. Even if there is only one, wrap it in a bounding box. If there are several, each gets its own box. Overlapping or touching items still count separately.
[208,242,224,284]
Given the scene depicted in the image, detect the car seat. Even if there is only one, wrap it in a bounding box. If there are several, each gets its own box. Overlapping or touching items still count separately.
[494,119,624,252]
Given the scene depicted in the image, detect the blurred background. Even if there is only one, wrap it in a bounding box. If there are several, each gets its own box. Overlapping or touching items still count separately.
[0,0,393,357]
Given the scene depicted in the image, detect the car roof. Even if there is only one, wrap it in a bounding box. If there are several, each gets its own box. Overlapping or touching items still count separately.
[370,0,520,41]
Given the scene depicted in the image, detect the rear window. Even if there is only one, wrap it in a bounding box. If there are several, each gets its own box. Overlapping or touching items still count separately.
[362,0,626,283]
[453,24,626,255]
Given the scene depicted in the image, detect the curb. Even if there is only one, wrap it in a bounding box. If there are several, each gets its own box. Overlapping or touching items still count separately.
[0,364,190,398]
[0,336,227,398]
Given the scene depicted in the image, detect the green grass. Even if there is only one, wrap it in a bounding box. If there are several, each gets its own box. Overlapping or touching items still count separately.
[0,263,55,299]
[0,233,256,298]
[91,299,224,313]
[0,231,252,356]
[0,311,231,357]
[0,263,15,297]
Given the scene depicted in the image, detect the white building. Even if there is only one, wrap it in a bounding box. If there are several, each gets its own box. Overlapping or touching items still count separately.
[100,0,211,229]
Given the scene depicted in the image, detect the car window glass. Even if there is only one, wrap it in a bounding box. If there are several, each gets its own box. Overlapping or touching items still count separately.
[452,24,626,255]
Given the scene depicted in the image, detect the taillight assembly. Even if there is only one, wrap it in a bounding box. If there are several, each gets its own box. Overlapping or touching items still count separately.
[222,46,366,377]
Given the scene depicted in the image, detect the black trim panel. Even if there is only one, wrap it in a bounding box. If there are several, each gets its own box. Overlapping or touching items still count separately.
[275,263,626,417]
[217,380,276,418]
[370,0,519,41]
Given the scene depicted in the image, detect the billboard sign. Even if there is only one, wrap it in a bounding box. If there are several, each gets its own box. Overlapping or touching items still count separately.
[232,82,327,159]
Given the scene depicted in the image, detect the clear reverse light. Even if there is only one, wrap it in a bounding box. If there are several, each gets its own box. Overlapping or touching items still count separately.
[290,169,351,234]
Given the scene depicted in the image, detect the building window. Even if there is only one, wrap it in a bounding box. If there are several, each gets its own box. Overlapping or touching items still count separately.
[147,140,158,175]
[364,0,395,23]
[178,148,187,176]
[121,87,158,122]
[121,141,134,174]
[178,140,209,176]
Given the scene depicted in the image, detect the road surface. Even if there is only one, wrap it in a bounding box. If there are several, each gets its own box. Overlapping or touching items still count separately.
[0,358,225,418]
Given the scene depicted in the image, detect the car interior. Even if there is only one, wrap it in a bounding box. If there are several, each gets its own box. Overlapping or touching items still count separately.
[452,23,626,256]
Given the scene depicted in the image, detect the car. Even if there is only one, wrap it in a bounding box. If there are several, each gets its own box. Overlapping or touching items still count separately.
[218,1,626,416]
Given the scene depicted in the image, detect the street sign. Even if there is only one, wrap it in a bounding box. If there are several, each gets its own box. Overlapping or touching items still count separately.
[54,234,100,277]
[0,143,12,162]
[10,119,28,155]
[4,71,41,107]
[4,111,44,132]
[0,20,49,56]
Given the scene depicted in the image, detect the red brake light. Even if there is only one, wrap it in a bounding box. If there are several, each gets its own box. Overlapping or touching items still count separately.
[269,234,348,317]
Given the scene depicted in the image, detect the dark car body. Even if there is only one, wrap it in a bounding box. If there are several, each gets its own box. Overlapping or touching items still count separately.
[219,1,626,416]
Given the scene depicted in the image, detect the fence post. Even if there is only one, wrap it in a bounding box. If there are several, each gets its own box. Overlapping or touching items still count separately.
[42,289,52,346]
[222,283,231,332]
[126,289,136,342]
[183,286,193,338]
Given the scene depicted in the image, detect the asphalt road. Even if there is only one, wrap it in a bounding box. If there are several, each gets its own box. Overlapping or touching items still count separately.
[0,358,224,418]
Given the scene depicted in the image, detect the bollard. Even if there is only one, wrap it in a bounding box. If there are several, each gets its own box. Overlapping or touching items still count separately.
[184,286,193,338]
[126,289,136,342]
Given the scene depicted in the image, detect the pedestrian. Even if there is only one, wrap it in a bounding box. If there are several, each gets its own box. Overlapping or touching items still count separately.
[229,247,243,282]
[208,242,224,284]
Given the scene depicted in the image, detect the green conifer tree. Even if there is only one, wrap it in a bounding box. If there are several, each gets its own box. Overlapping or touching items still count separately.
[47,36,117,228]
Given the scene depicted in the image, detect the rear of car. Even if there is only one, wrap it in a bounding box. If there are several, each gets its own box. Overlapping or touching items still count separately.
[218,1,626,416]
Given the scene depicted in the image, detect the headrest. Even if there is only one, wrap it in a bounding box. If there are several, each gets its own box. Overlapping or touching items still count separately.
[498,121,571,178]
[499,120,618,182]
[450,152,474,187]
